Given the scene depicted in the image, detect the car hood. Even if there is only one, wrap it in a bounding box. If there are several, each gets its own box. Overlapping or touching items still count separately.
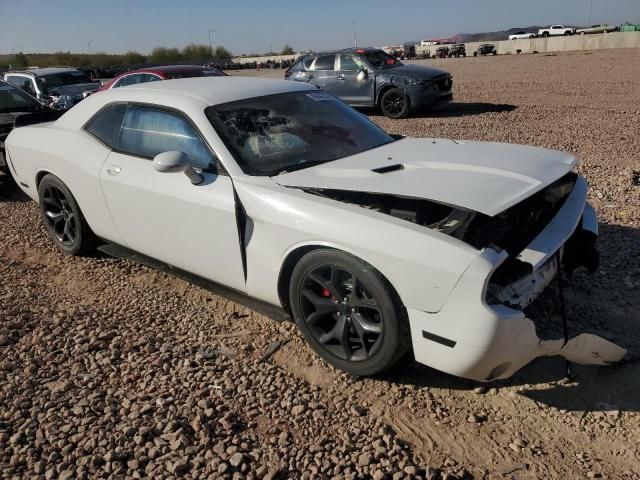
[273,138,577,217]
[378,63,449,80]
[49,82,101,97]
[0,112,20,126]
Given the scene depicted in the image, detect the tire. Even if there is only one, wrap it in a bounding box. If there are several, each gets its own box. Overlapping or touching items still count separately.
[542,32,549,37]
[379,88,410,119]
[37,174,97,256]
[473,51,478,57]
[289,249,411,376]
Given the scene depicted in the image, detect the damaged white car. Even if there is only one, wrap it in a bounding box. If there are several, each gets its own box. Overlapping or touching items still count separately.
[4,77,625,381]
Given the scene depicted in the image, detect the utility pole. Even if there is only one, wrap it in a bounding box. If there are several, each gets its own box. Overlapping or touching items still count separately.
[208,29,216,57]
[350,19,358,48]
[87,40,94,55]
[588,0,594,26]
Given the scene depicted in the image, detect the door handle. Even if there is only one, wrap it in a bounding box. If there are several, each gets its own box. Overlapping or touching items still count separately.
[106,165,121,176]
[337,74,345,80]
[306,74,314,80]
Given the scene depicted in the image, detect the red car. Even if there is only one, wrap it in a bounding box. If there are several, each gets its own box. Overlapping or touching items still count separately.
[96,65,226,92]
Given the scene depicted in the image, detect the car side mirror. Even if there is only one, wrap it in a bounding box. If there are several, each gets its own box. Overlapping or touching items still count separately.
[152,151,203,185]
[357,68,369,81]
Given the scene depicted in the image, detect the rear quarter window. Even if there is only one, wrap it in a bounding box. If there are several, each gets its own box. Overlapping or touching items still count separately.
[287,59,305,72]
[85,103,127,148]
[313,55,335,71]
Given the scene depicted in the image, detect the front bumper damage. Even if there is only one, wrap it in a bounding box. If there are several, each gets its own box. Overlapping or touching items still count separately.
[407,175,626,381]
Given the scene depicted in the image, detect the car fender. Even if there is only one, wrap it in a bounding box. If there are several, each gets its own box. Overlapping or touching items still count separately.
[233,178,479,314]
[374,76,409,104]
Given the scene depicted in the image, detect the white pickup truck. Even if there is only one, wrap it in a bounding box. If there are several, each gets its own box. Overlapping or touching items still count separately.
[538,25,576,37]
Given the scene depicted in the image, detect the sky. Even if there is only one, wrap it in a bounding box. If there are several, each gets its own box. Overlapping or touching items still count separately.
[1,0,638,56]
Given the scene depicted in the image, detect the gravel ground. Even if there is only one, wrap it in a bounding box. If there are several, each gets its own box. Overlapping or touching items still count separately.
[1,49,640,479]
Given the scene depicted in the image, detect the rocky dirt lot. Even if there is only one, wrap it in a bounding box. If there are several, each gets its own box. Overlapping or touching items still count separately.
[1,49,639,479]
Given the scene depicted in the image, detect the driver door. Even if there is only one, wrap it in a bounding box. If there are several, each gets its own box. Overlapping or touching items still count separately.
[98,103,246,291]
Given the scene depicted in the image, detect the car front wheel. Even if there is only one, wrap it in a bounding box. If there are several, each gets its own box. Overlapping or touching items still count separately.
[290,249,411,376]
[38,174,97,256]
[380,88,410,119]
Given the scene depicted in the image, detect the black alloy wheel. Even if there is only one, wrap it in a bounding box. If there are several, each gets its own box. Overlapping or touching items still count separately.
[290,249,410,376]
[41,184,77,247]
[38,174,97,255]
[299,264,383,361]
[380,88,410,119]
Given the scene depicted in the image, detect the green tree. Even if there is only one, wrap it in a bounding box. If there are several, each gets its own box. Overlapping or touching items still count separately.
[15,52,29,67]
[122,51,146,65]
[281,44,295,55]
[213,46,232,60]
[182,43,212,61]
[150,47,182,64]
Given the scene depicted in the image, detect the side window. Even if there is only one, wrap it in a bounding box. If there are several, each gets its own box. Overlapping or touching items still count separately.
[6,76,35,95]
[117,106,215,170]
[288,59,305,72]
[85,103,127,148]
[313,55,335,71]
[141,74,161,83]
[339,54,363,71]
[303,56,315,70]
[114,74,141,88]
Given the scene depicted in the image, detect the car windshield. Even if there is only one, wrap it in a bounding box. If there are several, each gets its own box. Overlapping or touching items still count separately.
[206,90,394,176]
[165,69,224,79]
[36,71,93,94]
[0,82,41,113]
[360,50,402,69]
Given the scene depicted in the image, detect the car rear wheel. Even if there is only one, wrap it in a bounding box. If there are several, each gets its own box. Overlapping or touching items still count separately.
[289,249,410,376]
[380,88,410,119]
[38,174,97,256]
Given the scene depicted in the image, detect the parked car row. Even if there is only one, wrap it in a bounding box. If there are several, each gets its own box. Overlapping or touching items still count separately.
[509,24,618,39]
[3,72,611,381]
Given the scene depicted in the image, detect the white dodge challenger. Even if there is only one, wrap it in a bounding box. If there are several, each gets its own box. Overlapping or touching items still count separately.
[4,77,624,381]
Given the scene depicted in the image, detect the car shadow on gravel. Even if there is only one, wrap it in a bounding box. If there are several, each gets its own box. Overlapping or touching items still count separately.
[0,181,29,202]
[417,102,517,118]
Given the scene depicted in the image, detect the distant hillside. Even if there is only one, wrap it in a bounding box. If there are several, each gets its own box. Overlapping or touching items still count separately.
[456,26,547,42]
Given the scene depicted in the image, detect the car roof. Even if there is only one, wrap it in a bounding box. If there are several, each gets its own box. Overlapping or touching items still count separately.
[54,77,318,133]
[128,76,316,104]
[122,65,216,75]
[306,47,382,56]
[7,67,82,77]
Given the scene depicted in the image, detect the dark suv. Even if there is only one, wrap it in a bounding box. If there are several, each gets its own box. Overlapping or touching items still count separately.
[473,44,497,56]
[448,44,467,57]
[285,48,453,118]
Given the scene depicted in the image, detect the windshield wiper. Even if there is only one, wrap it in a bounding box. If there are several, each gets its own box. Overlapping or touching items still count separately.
[275,159,329,175]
